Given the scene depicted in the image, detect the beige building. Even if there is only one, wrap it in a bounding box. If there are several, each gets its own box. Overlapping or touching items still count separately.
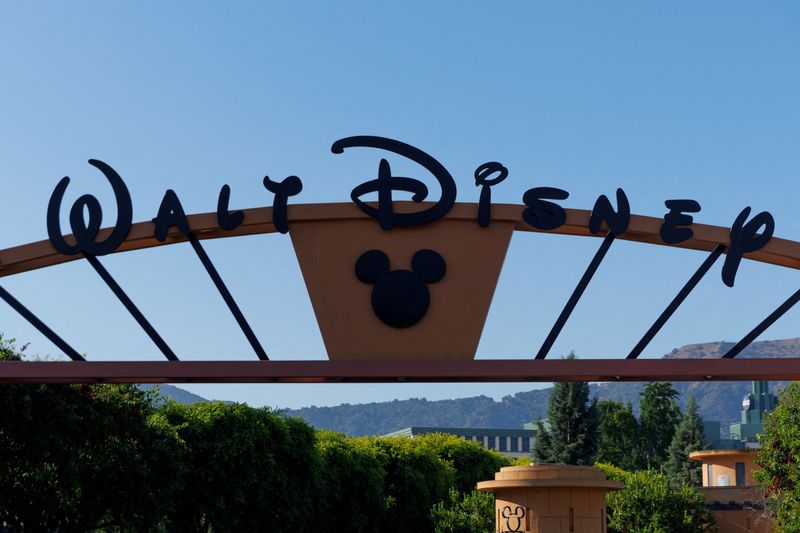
[689,449,772,533]
[383,426,536,458]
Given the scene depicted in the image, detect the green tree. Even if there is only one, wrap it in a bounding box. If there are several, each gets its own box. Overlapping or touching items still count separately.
[430,488,495,533]
[597,400,643,471]
[361,436,455,532]
[315,432,505,532]
[161,401,321,532]
[413,432,508,493]
[597,464,716,533]
[639,382,681,468]
[755,382,800,532]
[317,431,387,533]
[533,353,599,465]
[665,395,706,486]
[0,338,183,531]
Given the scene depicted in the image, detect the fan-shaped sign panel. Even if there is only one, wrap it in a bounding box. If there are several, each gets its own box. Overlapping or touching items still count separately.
[0,136,799,383]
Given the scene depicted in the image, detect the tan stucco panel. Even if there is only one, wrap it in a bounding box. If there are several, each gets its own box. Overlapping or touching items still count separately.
[290,217,514,360]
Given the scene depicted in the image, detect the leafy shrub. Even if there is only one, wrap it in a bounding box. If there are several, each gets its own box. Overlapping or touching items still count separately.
[359,436,455,531]
[596,463,716,533]
[0,379,181,531]
[412,433,508,492]
[161,401,320,532]
[431,488,494,533]
[316,430,386,532]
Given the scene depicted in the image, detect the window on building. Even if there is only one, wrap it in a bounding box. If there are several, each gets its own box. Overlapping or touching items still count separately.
[736,462,745,487]
[499,436,506,451]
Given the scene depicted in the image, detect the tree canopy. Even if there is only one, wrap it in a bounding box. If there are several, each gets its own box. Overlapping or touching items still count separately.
[639,382,682,468]
[430,488,495,533]
[316,430,387,533]
[596,400,643,471]
[756,382,800,532]
[159,400,321,532]
[598,464,716,533]
[0,336,510,532]
[0,378,182,530]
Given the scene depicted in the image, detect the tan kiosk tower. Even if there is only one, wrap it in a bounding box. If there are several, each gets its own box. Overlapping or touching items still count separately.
[478,465,623,533]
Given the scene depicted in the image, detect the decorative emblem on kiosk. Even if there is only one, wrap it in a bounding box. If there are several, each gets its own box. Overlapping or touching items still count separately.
[500,505,526,532]
[355,249,446,328]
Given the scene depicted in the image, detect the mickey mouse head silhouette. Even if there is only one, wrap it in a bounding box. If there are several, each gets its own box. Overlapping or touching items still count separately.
[501,505,525,532]
[355,249,446,328]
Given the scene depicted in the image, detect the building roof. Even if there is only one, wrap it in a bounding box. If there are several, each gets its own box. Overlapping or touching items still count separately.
[689,449,758,462]
[382,426,537,438]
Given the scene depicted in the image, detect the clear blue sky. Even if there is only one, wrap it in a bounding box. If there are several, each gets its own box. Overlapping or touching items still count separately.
[0,2,798,409]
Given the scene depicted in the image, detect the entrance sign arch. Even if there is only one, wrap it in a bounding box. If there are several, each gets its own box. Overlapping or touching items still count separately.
[0,136,798,383]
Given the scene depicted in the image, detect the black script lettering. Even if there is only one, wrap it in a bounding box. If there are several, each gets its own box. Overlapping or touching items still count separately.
[332,135,457,230]
[152,189,191,242]
[474,161,508,228]
[263,175,303,234]
[47,159,133,256]
[217,184,244,231]
[589,188,630,235]
[660,199,701,244]
[722,207,775,287]
[521,187,569,230]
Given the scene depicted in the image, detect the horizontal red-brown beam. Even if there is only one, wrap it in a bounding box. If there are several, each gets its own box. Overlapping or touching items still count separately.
[1,359,800,383]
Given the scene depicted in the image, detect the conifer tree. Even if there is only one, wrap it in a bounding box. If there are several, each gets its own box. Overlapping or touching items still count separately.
[665,395,706,486]
[639,382,681,468]
[532,353,599,465]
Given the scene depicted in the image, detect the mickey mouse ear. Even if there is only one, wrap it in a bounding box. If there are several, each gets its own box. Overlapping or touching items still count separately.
[355,249,390,284]
[412,249,446,283]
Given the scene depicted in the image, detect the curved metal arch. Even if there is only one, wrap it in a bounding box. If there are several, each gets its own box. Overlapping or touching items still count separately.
[1,200,799,380]
[1,201,800,278]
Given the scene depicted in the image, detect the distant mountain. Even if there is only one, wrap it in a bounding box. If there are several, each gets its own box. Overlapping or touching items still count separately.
[140,384,210,404]
[288,338,800,436]
[663,338,800,359]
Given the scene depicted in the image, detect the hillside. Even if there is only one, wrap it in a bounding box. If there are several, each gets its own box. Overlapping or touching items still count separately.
[140,383,210,404]
[663,338,800,359]
[288,338,800,436]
